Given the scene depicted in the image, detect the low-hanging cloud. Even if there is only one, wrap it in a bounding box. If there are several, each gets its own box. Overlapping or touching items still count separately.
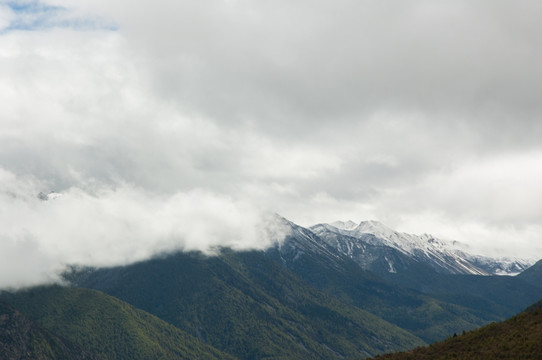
[0,168,292,289]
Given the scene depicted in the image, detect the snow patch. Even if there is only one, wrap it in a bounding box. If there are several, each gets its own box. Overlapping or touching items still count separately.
[384,256,396,273]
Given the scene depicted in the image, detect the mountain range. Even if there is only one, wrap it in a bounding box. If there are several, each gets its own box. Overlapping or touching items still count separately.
[2,215,542,359]
[311,219,531,276]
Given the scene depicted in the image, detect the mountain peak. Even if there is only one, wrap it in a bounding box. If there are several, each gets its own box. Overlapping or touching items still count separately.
[329,220,358,230]
[311,219,496,276]
[355,220,396,236]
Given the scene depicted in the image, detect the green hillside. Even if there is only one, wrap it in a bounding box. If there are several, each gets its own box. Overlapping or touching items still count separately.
[70,250,425,359]
[264,239,506,343]
[373,299,542,360]
[1,285,234,360]
[0,300,97,360]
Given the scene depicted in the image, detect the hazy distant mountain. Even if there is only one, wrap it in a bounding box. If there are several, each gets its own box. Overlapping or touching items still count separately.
[373,298,542,360]
[517,259,542,287]
[311,220,532,276]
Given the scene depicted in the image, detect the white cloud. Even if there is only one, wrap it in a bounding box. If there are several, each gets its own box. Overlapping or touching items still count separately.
[1,0,542,285]
[0,168,290,288]
[374,151,542,225]
[396,212,542,261]
[0,4,14,31]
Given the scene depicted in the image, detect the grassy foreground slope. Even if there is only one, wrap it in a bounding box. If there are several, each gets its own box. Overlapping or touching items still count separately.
[1,285,235,360]
[372,300,542,360]
[0,300,97,360]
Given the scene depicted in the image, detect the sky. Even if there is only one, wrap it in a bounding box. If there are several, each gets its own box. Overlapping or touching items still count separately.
[1,0,542,287]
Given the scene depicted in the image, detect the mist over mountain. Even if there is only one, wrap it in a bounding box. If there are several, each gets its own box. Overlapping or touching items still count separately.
[0,175,290,288]
[64,216,542,347]
[2,214,541,359]
[2,184,537,292]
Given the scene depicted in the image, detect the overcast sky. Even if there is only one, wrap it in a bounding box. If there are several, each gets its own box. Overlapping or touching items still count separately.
[1,0,542,287]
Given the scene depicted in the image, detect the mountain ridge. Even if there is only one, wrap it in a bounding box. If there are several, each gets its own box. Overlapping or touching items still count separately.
[310,219,532,276]
[266,217,542,342]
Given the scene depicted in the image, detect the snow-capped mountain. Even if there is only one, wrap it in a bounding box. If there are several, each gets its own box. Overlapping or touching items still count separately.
[329,220,358,231]
[265,215,349,274]
[310,220,533,276]
[465,255,532,276]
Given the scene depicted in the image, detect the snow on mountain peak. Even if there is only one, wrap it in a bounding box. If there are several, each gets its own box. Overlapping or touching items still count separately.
[311,219,533,276]
[329,220,358,230]
[354,220,397,239]
[315,219,443,256]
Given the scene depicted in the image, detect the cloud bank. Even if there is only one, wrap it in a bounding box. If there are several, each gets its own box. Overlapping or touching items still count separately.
[0,168,291,288]
[1,0,542,287]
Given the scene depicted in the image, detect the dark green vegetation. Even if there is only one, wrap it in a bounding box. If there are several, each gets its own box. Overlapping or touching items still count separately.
[0,300,97,360]
[1,286,234,360]
[372,299,542,360]
[308,220,542,332]
[280,260,499,343]
[64,227,542,359]
[263,227,535,343]
[70,250,425,359]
